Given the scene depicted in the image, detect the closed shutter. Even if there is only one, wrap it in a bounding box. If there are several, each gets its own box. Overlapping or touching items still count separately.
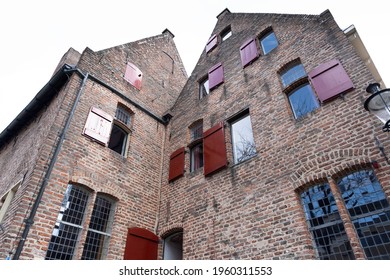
[308,59,354,103]
[168,147,185,182]
[240,38,259,67]
[83,107,113,146]
[206,34,218,53]
[124,62,143,90]
[208,63,224,90]
[203,122,227,176]
[123,228,158,260]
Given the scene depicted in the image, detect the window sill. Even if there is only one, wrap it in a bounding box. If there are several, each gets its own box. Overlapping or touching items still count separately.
[231,153,257,167]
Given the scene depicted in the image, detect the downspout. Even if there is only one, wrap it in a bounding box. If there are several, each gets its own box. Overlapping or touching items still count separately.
[13,69,88,259]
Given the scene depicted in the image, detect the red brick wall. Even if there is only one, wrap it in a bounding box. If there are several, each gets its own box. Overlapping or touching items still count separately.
[158,10,390,259]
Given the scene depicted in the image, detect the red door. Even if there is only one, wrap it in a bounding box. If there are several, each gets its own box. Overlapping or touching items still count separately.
[123,227,159,260]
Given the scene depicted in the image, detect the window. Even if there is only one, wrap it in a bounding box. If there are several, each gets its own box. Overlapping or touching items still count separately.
[46,184,115,260]
[337,170,390,260]
[230,113,256,164]
[300,170,390,260]
[108,124,128,156]
[260,31,278,55]
[288,84,320,119]
[163,231,183,260]
[189,122,203,173]
[199,77,210,99]
[300,184,355,260]
[81,195,115,260]
[221,26,232,41]
[0,180,21,223]
[46,185,90,260]
[280,62,319,119]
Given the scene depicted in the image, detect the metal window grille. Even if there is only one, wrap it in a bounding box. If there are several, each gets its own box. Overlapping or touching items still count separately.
[81,196,114,260]
[190,123,203,142]
[338,170,390,259]
[300,184,355,260]
[45,185,89,260]
[115,106,131,126]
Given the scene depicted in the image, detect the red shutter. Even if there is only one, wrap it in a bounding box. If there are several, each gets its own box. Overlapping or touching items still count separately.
[240,38,259,67]
[83,107,113,146]
[208,63,224,90]
[203,122,227,176]
[168,147,185,182]
[124,62,143,90]
[206,34,218,53]
[123,228,158,260]
[308,59,354,103]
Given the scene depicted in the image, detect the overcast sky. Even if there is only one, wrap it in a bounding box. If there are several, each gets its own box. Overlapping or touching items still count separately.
[1,0,389,133]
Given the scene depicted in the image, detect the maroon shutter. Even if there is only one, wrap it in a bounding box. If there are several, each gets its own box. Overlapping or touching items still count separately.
[206,34,218,53]
[168,147,185,182]
[203,122,227,176]
[123,228,158,260]
[240,38,259,67]
[83,107,113,146]
[308,59,354,103]
[124,62,143,90]
[208,63,224,90]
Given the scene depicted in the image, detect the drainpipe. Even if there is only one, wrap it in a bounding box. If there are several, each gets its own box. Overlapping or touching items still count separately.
[12,70,88,259]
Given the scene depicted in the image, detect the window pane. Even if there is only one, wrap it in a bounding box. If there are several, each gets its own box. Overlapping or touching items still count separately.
[261,32,278,55]
[199,78,209,99]
[221,29,232,41]
[337,170,390,259]
[108,124,127,155]
[190,143,204,172]
[288,84,319,119]
[281,64,306,87]
[300,184,355,260]
[163,232,183,260]
[45,185,89,260]
[115,106,131,126]
[81,196,113,260]
[231,114,256,164]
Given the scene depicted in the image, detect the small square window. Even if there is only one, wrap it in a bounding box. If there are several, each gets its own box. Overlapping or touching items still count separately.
[260,31,278,55]
[199,78,210,99]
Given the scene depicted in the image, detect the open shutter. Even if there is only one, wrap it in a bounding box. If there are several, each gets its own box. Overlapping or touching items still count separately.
[168,147,185,182]
[124,62,143,90]
[83,107,113,146]
[203,122,227,176]
[206,34,218,53]
[308,59,354,103]
[240,38,259,67]
[123,227,158,260]
[208,63,224,91]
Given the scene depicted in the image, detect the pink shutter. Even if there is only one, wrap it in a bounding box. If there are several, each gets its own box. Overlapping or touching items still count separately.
[240,38,259,67]
[124,62,142,90]
[206,34,218,53]
[308,59,354,103]
[203,122,227,176]
[83,107,113,146]
[208,63,224,90]
[168,147,185,182]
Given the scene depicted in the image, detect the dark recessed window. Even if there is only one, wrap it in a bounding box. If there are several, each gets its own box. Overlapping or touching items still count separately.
[199,78,210,99]
[221,27,232,41]
[108,124,128,156]
[163,231,183,260]
[189,121,203,173]
[230,113,256,164]
[260,31,278,55]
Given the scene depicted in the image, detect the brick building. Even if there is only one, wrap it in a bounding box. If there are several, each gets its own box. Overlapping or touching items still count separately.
[1,9,390,260]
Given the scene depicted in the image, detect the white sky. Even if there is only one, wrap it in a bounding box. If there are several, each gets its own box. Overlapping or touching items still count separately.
[0,0,389,133]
